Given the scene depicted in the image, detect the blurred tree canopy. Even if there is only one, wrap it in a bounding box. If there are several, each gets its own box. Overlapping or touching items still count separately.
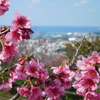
[64,35,100,62]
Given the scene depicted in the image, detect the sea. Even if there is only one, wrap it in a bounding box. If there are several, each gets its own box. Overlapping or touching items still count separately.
[31,26,100,39]
[0,25,100,39]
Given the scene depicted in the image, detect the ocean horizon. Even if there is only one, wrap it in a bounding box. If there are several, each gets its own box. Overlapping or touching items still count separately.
[31,26,100,38]
[0,25,100,38]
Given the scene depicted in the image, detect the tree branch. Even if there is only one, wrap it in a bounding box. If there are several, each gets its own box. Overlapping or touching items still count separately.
[69,36,85,68]
[10,93,20,100]
[0,27,10,36]
[0,65,16,75]
[10,81,27,100]
[66,91,80,96]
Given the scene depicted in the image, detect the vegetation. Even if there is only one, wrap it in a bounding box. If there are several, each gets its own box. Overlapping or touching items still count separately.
[64,35,100,62]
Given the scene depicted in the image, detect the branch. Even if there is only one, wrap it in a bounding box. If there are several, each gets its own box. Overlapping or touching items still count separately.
[0,65,16,75]
[66,91,81,96]
[10,93,20,100]
[10,81,27,100]
[0,27,10,36]
[69,36,85,67]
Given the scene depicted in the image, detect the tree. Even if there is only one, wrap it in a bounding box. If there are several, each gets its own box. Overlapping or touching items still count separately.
[0,1,100,100]
[64,35,100,63]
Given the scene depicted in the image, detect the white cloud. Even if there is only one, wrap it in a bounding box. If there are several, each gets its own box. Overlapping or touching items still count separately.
[27,4,33,8]
[48,3,54,6]
[32,0,40,3]
[89,9,96,12]
[81,0,89,4]
[74,0,89,7]
[73,3,80,7]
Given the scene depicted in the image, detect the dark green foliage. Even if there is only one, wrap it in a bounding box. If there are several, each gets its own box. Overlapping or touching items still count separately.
[64,87,83,100]
[64,35,100,62]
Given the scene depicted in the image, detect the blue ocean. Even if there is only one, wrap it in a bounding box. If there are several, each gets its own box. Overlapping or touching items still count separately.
[31,26,100,38]
[0,25,100,38]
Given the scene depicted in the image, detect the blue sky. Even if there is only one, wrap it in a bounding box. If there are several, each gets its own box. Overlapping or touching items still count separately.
[0,0,100,26]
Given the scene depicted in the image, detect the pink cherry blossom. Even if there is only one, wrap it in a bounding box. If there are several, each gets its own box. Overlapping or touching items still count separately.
[51,65,69,74]
[0,81,12,91]
[0,61,2,70]
[25,59,40,78]
[0,0,10,16]
[5,26,23,44]
[12,11,31,28]
[38,60,49,81]
[76,87,88,96]
[8,70,16,83]
[20,28,34,39]
[17,85,30,97]
[97,93,100,100]
[74,71,82,80]
[51,65,75,89]
[5,26,34,44]
[0,42,19,62]
[8,64,27,83]
[28,86,42,100]
[18,57,25,65]
[84,91,98,100]
[54,78,72,89]
[89,51,100,64]
[76,57,95,70]
[52,65,75,79]
[44,85,65,100]
[81,69,99,83]
[73,77,98,91]
[35,68,49,85]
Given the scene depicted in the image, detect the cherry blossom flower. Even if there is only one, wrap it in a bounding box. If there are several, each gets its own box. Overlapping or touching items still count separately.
[0,0,10,16]
[28,86,42,100]
[54,78,72,89]
[18,57,25,65]
[84,91,98,100]
[76,57,95,70]
[17,85,30,97]
[89,51,100,64]
[73,77,98,93]
[81,69,99,83]
[76,87,88,96]
[35,68,49,85]
[51,65,75,89]
[20,28,34,39]
[5,27,34,44]
[44,85,65,100]
[25,59,40,78]
[0,81,12,91]
[0,42,19,62]
[8,64,27,83]
[5,26,23,44]
[97,93,100,100]
[0,61,2,70]
[12,11,31,28]
[52,65,75,79]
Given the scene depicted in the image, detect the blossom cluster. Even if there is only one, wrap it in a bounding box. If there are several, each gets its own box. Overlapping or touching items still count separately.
[12,59,49,100]
[0,0,10,16]
[9,58,75,100]
[0,11,34,62]
[73,51,100,100]
[0,3,75,99]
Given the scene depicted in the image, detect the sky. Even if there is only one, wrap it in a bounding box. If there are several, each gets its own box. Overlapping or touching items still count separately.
[0,0,100,26]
